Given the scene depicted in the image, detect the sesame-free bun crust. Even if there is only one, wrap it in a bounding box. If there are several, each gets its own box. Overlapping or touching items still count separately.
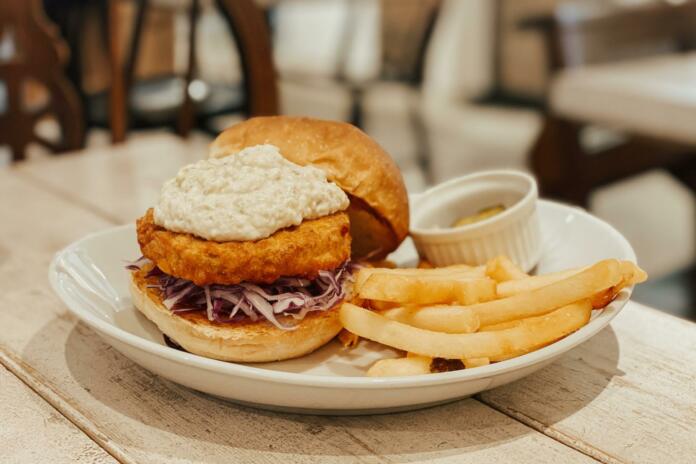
[129,271,343,363]
[209,116,409,259]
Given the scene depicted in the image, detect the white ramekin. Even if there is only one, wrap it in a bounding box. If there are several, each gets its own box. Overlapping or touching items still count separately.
[410,170,541,271]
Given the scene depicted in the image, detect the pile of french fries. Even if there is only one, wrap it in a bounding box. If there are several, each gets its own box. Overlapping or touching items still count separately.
[339,256,647,377]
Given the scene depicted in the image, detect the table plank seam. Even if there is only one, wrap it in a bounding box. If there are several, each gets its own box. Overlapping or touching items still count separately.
[475,394,624,464]
[0,345,136,464]
[340,427,395,463]
[15,169,123,224]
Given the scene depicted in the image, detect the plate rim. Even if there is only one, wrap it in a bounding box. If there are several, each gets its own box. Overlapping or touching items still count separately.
[49,199,636,389]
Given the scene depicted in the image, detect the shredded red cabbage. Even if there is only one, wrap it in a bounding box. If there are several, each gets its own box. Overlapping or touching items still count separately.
[127,258,354,330]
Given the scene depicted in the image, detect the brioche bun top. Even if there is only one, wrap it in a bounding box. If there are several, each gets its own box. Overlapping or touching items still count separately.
[209,116,409,259]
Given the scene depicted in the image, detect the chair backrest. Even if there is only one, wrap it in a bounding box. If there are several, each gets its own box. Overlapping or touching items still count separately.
[379,0,440,83]
[216,0,278,117]
[496,0,560,102]
[421,0,495,102]
[553,0,696,68]
[0,0,84,161]
[272,0,441,86]
[523,0,696,72]
[273,0,352,79]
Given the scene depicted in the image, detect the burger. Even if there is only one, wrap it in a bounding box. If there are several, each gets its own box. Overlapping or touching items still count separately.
[128,116,409,362]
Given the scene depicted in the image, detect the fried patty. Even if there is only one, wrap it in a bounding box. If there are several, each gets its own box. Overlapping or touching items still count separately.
[136,208,351,285]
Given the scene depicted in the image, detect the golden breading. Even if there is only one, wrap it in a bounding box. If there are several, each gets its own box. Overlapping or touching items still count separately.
[137,208,351,286]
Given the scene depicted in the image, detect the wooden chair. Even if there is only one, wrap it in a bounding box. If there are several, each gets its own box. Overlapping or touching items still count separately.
[108,0,278,142]
[345,0,441,126]
[0,0,84,162]
[524,0,696,206]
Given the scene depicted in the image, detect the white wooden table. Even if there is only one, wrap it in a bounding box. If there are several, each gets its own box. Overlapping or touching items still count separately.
[2,133,695,464]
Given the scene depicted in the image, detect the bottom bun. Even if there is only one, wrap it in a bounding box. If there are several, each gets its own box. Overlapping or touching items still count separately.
[129,274,343,362]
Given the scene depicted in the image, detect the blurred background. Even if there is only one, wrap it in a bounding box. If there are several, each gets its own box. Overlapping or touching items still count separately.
[1,0,695,318]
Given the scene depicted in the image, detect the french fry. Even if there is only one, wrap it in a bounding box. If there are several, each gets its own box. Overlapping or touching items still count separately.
[367,355,432,377]
[344,258,646,377]
[338,329,360,348]
[355,266,486,291]
[357,273,496,305]
[463,357,490,368]
[485,256,528,282]
[497,261,646,298]
[481,305,595,333]
[375,260,618,329]
[366,300,400,311]
[489,352,521,362]
[381,305,480,333]
[470,259,622,326]
[591,285,621,309]
[480,319,522,332]
[589,262,646,308]
[620,260,648,284]
[496,267,587,298]
[366,259,397,269]
[479,278,624,329]
[340,301,592,359]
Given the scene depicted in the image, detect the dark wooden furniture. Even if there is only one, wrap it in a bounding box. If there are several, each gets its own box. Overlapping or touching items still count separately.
[525,0,696,206]
[107,0,278,143]
[342,0,441,128]
[0,0,84,161]
[311,0,439,183]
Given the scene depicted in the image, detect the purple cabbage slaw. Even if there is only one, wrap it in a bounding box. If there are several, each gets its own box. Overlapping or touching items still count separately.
[127,257,354,330]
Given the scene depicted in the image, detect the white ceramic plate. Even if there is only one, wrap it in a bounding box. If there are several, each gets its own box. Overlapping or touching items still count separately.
[49,200,636,415]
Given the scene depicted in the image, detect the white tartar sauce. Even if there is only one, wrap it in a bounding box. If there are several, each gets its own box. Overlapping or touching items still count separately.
[153,144,349,241]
